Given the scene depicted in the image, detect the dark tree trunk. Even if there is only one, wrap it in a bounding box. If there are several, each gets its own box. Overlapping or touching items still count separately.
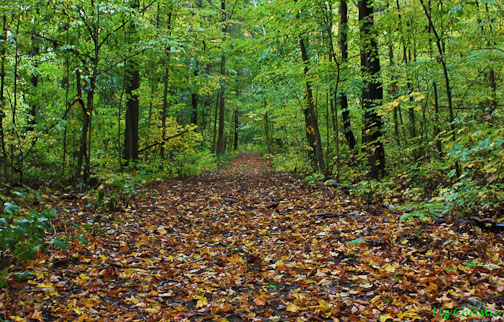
[265,109,271,154]
[299,36,325,174]
[191,92,198,125]
[160,11,172,160]
[123,61,140,162]
[0,15,6,179]
[212,93,219,153]
[123,0,140,163]
[432,82,443,156]
[359,0,385,178]
[216,0,227,155]
[339,0,356,151]
[27,21,40,132]
[420,0,459,176]
[191,66,198,125]
[233,108,238,151]
[388,45,401,148]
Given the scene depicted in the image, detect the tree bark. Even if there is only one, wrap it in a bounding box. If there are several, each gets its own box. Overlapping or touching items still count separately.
[0,15,7,179]
[265,109,271,154]
[216,0,227,155]
[299,36,326,174]
[233,108,238,151]
[339,0,356,151]
[123,0,140,163]
[160,11,173,160]
[359,0,385,178]
[27,16,40,132]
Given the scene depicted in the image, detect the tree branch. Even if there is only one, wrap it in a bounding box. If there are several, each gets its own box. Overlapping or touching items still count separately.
[138,129,191,154]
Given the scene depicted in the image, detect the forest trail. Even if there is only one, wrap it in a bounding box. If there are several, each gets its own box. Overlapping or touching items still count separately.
[4,154,502,321]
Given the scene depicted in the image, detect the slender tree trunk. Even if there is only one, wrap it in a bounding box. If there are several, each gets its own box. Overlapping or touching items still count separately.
[488,68,497,118]
[160,66,169,159]
[299,36,325,174]
[396,0,419,159]
[191,66,198,125]
[420,0,459,176]
[432,82,443,156]
[233,108,238,151]
[338,0,356,151]
[0,15,6,179]
[123,0,140,163]
[160,11,172,160]
[388,45,401,148]
[359,0,385,178]
[123,63,140,162]
[212,93,219,153]
[265,109,271,154]
[28,19,39,132]
[216,0,227,155]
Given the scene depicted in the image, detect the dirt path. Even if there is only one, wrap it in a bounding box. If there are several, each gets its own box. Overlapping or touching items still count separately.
[3,154,502,321]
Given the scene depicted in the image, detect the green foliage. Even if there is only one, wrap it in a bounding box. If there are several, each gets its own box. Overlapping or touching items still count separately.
[0,203,57,262]
[398,203,444,222]
[271,152,310,174]
[174,150,218,177]
[302,172,325,185]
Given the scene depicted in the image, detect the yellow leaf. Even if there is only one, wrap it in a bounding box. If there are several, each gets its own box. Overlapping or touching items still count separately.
[194,295,208,308]
[9,317,27,322]
[381,263,397,273]
[379,313,393,322]
[36,282,54,289]
[286,303,299,312]
[145,306,161,314]
[318,299,331,312]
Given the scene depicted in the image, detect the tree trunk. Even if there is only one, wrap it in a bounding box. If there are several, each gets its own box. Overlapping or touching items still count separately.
[264,110,271,154]
[160,66,169,160]
[216,55,226,155]
[212,93,219,153]
[388,45,402,148]
[359,0,385,178]
[191,67,198,125]
[123,61,140,162]
[160,11,172,160]
[420,0,459,176]
[233,108,238,151]
[216,0,227,155]
[432,82,442,156]
[339,0,356,151]
[123,0,140,163]
[0,15,6,179]
[27,19,40,132]
[299,36,325,174]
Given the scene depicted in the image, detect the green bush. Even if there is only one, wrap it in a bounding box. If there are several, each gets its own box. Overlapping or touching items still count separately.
[0,203,58,263]
[272,151,310,173]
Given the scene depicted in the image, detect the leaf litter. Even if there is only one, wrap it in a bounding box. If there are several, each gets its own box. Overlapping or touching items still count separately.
[2,153,504,321]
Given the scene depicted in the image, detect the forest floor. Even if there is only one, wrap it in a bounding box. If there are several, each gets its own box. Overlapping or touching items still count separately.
[2,153,504,321]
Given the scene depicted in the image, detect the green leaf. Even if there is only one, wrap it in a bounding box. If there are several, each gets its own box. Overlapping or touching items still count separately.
[348,237,365,245]
[52,238,68,251]
[465,260,483,268]
[4,202,20,215]
[268,281,279,289]
[76,235,88,245]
